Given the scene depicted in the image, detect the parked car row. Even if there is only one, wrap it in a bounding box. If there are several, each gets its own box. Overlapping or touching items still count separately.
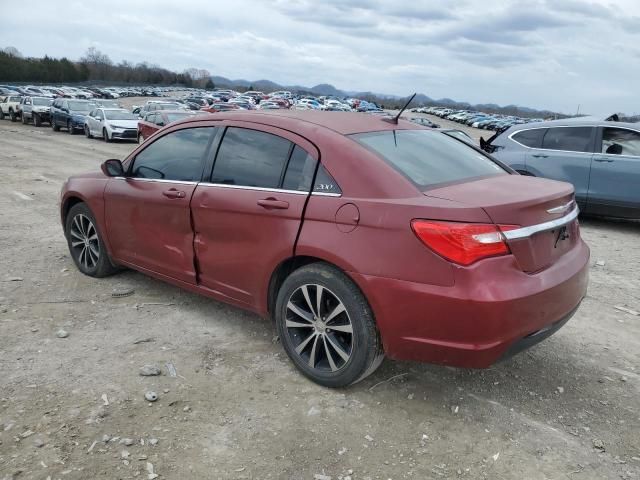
[0,84,167,99]
[412,106,544,132]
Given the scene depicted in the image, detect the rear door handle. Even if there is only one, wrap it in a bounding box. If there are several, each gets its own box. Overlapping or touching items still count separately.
[162,188,186,199]
[531,153,549,158]
[257,197,289,210]
[593,157,614,163]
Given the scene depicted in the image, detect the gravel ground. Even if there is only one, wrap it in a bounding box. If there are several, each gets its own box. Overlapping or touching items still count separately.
[1,107,639,480]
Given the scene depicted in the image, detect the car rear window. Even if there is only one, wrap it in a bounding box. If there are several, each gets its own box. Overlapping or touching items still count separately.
[351,130,506,189]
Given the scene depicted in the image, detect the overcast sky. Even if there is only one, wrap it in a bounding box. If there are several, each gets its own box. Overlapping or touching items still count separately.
[3,0,639,115]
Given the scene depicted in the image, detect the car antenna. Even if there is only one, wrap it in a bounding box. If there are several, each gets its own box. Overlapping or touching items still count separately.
[383,93,416,124]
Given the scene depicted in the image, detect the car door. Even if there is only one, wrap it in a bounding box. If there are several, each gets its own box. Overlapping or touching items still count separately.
[94,110,105,135]
[50,99,61,125]
[587,126,640,218]
[58,100,70,126]
[138,113,153,139]
[190,124,319,309]
[104,125,217,283]
[86,110,98,135]
[525,126,596,207]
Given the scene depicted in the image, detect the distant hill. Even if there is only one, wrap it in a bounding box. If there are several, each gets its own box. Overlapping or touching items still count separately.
[209,75,560,118]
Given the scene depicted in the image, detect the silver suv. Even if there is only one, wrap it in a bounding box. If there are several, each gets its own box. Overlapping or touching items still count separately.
[486,118,640,219]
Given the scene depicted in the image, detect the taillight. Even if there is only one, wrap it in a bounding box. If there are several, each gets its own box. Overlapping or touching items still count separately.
[411,220,518,266]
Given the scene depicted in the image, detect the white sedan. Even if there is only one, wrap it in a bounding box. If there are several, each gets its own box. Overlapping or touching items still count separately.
[84,108,139,142]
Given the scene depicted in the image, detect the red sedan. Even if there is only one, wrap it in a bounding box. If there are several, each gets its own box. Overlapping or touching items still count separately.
[60,111,589,387]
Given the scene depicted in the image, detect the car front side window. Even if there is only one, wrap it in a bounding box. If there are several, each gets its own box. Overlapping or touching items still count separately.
[601,128,640,157]
[130,127,216,182]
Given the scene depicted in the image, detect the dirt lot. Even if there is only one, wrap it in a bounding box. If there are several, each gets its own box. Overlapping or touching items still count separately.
[1,109,639,480]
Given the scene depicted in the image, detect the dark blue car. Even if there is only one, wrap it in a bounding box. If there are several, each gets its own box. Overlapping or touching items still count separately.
[50,98,96,134]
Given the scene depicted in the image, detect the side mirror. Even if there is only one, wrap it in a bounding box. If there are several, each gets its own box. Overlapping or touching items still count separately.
[101,159,125,177]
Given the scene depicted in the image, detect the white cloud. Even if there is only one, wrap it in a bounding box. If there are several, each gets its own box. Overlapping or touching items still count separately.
[2,0,639,115]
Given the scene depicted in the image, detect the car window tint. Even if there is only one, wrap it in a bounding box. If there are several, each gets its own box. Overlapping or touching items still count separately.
[131,127,215,182]
[352,130,506,189]
[542,127,592,153]
[602,128,640,156]
[212,127,291,188]
[512,128,547,148]
[313,165,342,194]
[282,146,316,191]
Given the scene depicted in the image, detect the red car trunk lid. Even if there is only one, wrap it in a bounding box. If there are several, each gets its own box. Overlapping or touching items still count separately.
[424,175,578,273]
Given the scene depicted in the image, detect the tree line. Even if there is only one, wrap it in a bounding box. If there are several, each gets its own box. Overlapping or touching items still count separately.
[0,47,211,87]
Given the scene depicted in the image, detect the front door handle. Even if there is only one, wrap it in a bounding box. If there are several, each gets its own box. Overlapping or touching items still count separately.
[531,153,549,158]
[162,188,186,199]
[257,197,289,210]
[593,157,614,163]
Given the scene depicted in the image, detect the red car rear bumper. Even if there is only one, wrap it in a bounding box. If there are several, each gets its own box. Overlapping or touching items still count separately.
[350,239,589,368]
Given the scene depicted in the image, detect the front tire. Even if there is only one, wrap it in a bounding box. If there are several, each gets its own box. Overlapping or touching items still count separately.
[33,113,41,127]
[9,109,16,122]
[275,263,384,388]
[52,118,60,131]
[0,109,4,120]
[103,128,111,142]
[67,121,75,134]
[85,125,93,138]
[65,203,119,278]
[22,112,27,124]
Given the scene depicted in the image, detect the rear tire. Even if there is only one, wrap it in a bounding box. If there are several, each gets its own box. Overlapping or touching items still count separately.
[65,203,119,278]
[275,263,384,388]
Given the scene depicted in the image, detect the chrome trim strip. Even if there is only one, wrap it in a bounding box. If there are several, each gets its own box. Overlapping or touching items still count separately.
[311,191,342,197]
[546,200,574,214]
[503,206,579,240]
[114,179,343,197]
[115,177,198,185]
[198,183,308,195]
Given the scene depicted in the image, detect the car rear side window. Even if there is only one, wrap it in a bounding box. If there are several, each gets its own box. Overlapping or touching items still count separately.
[601,128,640,156]
[212,127,292,188]
[131,127,215,182]
[282,145,316,191]
[351,129,506,189]
[511,128,547,148]
[313,165,341,194]
[541,127,593,153]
